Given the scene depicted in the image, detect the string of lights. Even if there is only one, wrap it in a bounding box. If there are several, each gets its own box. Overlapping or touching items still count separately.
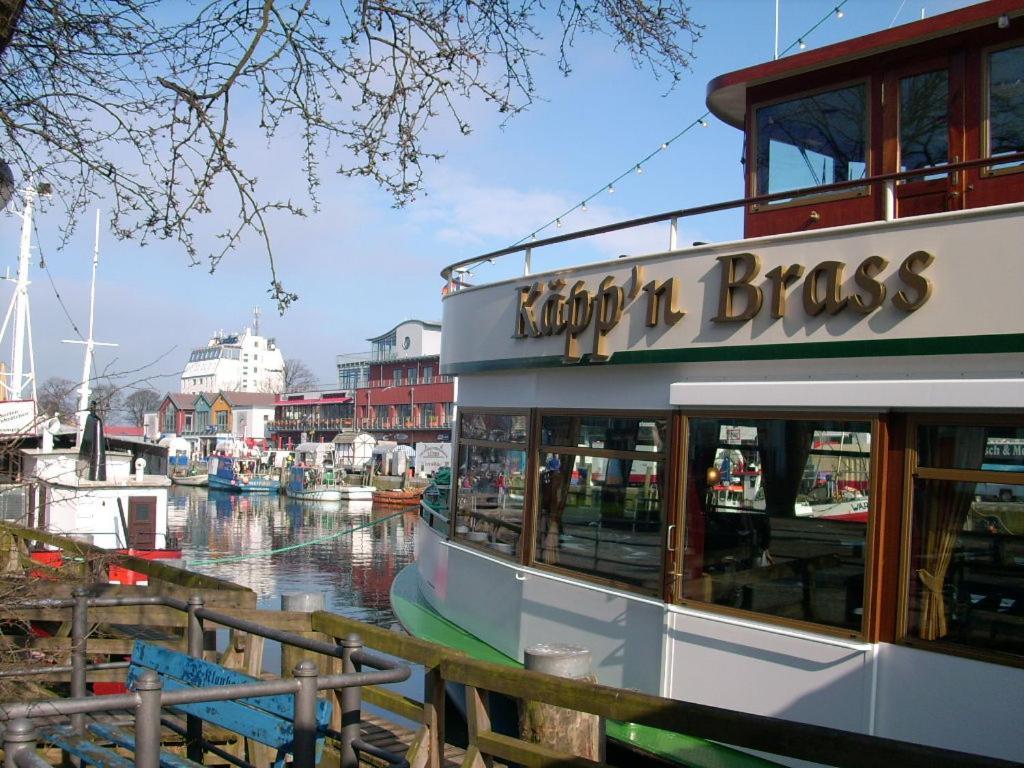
[511,0,851,248]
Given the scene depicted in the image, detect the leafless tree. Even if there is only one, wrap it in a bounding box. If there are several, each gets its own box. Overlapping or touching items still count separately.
[282,358,317,392]
[36,376,77,420]
[121,388,162,427]
[0,0,701,311]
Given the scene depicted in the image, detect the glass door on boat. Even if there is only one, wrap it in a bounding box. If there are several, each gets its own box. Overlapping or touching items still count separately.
[885,54,966,217]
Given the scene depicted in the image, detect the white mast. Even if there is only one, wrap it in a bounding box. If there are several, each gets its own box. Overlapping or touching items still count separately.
[0,183,44,403]
[62,210,117,438]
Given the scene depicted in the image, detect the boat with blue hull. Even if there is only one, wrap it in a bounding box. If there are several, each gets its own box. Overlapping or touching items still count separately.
[207,455,279,493]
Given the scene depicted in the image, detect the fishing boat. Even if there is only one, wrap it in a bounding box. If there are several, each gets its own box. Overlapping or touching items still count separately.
[207,455,278,493]
[337,484,376,501]
[285,466,343,502]
[372,486,424,506]
[397,3,1024,764]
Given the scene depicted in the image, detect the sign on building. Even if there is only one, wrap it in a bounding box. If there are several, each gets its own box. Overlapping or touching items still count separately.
[415,442,452,476]
[0,400,37,434]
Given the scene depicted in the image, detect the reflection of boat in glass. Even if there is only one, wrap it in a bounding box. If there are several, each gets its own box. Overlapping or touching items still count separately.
[398,6,1024,765]
[208,455,278,493]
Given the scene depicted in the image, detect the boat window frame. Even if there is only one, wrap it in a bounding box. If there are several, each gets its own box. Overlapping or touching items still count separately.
[673,409,882,641]
[980,39,1024,179]
[527,407,674,598]
[898,412,1024,668]
[748,77,873,212]
[450,407,533,562]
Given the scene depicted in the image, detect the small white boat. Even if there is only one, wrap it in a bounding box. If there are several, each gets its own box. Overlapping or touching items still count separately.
[337,485,375,501]
[289,486,343,502]
[171,473,209,488]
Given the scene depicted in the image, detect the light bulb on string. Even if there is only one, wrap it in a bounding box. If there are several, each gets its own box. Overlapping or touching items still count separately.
[660,142,669,150]
[607,184,615,194]
[556,218,562,228]
[580,201,587,212]
[835,6,844,18]
[699,118,708,128]
[798,38,806,49]
[635,165,643,175]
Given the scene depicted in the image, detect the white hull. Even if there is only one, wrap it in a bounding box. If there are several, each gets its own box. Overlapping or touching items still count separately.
[337,485,375,501]
[287,487,343,502]
[414,521,1023,763]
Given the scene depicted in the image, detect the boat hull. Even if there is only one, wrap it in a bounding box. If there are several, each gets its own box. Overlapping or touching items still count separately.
[208,474,279,493]
[337,485,375,501]
[287,487,344,502]
[171,474,209,487]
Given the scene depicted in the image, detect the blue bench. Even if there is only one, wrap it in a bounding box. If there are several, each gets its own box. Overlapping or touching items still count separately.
[41,639,333,768]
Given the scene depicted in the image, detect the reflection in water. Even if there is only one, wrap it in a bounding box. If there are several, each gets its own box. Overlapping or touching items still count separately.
[170,487,419,626]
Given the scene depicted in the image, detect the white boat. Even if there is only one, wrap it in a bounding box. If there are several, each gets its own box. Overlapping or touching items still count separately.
[398,5,1024,765]
[337,485,375,501]
[284,442,345,501]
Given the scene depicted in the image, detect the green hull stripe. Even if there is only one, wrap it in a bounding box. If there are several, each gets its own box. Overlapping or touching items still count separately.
[390,563,781,768]
[441,332,1024,376]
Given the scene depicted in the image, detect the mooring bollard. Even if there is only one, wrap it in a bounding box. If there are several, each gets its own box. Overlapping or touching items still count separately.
[519,643,603,760]
[281,592,327,677]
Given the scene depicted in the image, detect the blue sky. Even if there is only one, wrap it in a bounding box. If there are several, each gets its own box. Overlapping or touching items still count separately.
[0,0,974,396]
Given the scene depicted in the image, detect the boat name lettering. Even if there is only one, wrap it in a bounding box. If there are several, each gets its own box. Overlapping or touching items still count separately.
[513,252,934,363]
[514,266,685,363]
[714,250,934,322]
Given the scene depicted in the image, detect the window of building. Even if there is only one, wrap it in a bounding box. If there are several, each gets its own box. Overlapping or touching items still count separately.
[453,411,528,559]
[987,44,1024,171]
[755,82,868,198]
[423,367,434,384]
[217,411,228,429]
[682,416,871,632]
[408,367,417,385]
[904,421,1024,661]
[393,370,403,386]
[534,414,669,594]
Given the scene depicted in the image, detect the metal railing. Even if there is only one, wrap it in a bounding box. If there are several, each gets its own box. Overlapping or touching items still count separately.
[440,150,1024,288]
[0,588,411,768]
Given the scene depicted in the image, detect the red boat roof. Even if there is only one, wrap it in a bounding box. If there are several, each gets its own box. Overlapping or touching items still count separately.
[706,0,1024,128]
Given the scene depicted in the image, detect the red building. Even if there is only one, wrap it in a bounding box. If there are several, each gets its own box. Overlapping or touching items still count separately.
[268,390,355,448]
[353,320,454,446]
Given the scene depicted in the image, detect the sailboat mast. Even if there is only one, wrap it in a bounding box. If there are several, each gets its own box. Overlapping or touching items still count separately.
[9,185,35,401]
[75,210,101,428]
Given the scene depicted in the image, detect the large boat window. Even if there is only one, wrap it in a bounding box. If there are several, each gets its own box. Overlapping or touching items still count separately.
[755,83,867,197]
[987,44,1024,171]
[453,411,528,559]
[682,417,871,632]
[534,414,668,594]
[899,69,949,178]
[904,423,1024,660]
[460,413,528,443]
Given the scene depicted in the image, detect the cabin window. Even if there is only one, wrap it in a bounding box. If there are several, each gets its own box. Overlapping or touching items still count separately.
[681,417,871,633]
[899,69,949,178]
[533,414,669,594]
[754,83,867,198]
[453,411,528,559]
[986,44,1024,171]
[904,422,1024,661]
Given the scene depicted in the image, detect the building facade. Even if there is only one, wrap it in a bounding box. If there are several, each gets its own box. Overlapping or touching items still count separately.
[180,329,285,394]
[268,390,356,448]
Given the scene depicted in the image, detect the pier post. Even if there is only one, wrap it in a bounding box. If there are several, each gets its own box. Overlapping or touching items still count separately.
[186,595,205,762]
[292,660,320,768]
[281,592,327,677]
[518,643,603,760]
[134,669,163,768]
[3,718,37,768]
[70,586,89,735]
[340,633,363,768]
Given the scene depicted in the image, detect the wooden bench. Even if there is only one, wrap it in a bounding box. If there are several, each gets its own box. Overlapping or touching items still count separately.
[40,639,333,768]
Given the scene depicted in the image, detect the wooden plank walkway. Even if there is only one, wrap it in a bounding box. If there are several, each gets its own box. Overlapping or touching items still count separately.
[359,713,466,768]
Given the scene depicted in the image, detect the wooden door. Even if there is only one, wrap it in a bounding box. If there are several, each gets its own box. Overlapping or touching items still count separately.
[127,496,157,550]
[885,53,966,218]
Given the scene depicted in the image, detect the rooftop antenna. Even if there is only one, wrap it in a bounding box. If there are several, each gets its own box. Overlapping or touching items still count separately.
[62,210,117,439]
[0,176,48,405]
[253,305,260,336]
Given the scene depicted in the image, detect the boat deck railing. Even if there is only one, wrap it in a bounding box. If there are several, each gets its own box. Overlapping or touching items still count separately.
[0,590,411,768]
[440,150,1024,290]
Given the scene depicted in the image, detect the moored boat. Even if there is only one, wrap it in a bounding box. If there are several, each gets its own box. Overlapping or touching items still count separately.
[208,455,279,493]
[285,465,343,502]
[171,472,209,487]
[337,484,376,501]
[372,486,424,506]
[402,4,1024,765]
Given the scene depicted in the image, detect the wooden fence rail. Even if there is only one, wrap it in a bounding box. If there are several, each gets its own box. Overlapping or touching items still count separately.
[310,612,1022,768]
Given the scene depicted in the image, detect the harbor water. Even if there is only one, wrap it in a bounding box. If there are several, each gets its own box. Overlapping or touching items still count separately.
[169,486,420,626]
